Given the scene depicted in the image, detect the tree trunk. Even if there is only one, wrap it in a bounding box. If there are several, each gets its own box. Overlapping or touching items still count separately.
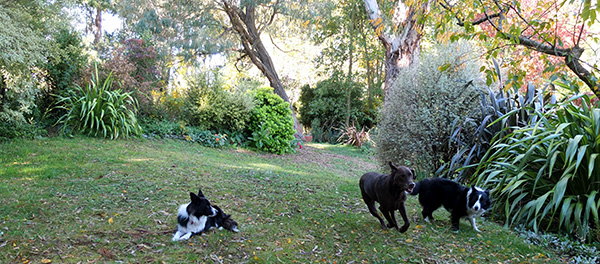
[346,31,354,128]
[0,72,6,110]
[94,7,102,45]
[363,0,427,102]
[222,1,305,140]
[361,29,374,109]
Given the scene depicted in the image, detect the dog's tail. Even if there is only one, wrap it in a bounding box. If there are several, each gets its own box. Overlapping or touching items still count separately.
[409,181,421,195]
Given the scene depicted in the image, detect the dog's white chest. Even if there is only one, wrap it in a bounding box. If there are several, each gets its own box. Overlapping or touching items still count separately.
[186,215,208,233]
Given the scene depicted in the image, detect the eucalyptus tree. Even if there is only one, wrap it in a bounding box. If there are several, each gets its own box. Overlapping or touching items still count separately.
[435,0,599,97]
[362,0,430,101]
[117,0,331,139]
[76,0,116,46]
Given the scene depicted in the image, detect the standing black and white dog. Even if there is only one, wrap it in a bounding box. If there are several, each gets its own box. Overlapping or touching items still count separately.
[172,188,239,241]
[410,178,491,231]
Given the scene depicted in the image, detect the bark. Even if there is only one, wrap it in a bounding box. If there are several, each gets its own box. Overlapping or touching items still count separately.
[222,1,305,140]
[363,0,427,102]
[346,39,353,128]
[0,72,5,110]
[94,7,102,45]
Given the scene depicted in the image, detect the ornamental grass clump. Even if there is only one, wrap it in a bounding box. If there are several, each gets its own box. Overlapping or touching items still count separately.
[476,93,600,242]
[55,66,142,139]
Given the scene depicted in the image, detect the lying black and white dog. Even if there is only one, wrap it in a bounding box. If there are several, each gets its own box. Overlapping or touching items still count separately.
[172,188,239,241]
[410,178,491,232]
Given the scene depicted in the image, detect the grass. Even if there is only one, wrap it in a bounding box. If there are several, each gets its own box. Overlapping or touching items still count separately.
[0,137,562,263]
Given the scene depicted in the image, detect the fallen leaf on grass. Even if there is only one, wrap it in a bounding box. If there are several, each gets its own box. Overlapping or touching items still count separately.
[97,247,115,259]
[108,217,113,224]
[41,259,51,263]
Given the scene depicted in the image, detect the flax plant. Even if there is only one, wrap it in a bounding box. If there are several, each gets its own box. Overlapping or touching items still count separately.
[55,66,142,139]
[476,93,600,241]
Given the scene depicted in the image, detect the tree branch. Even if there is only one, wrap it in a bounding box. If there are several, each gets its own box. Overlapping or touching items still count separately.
[268,33,300,53]
[362,0,391,46]
[439,0,503,26]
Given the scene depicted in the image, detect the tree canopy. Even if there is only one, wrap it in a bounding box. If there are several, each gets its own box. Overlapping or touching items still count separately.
[362,0,599,98]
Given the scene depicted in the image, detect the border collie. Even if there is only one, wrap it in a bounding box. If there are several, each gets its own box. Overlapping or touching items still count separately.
[410,178,491,231]
[172,188,239,241]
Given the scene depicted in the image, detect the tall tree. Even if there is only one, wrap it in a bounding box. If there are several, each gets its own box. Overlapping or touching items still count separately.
[117,0,326,139]
[80,0,116,46]
[363,0,599,98]
[362,0,430,100]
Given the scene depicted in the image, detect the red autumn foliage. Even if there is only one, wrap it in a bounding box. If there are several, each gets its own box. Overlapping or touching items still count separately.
[475,0,590,91]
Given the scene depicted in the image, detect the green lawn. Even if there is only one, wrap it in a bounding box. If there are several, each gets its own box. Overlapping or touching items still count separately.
[1,137,560,263]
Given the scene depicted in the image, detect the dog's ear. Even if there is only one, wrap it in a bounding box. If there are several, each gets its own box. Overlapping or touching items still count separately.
[198,188,205,198]
[190,192,202,204]
[410,168,416,179]
[388,161,398,173]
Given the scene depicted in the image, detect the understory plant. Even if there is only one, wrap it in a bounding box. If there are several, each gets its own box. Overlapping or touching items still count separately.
[298,71,373,143]
[337,122,371,148]
[55,66,142,139]
[248,87,296,154]
[375,40,482,171]
[439,81,554,181]
[475,93,600,241]
[184,71,253,132]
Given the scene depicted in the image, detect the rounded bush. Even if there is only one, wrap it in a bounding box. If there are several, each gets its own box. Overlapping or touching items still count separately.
[184,72,253,132]
[248,87,296,154]
[375,41,483,171]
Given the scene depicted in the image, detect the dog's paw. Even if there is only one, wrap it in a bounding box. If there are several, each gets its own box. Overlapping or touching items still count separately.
[172,231,184,242]
[399,225,409,233]
[174,232,192,241]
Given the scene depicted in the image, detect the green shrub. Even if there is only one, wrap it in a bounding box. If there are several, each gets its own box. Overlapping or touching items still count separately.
[39,29,87,123]
[0,70,41,125]
[0,121,46,141]
[141,119,187,138]
[186,126,229,148]
[298,71,374,143]
[375,41,483,171]
[184,71,253,132]
[55,66,142,139]
[150,91,185,121]
[475,93,600,241]
[140,119,234,148]
[248,87,296,154]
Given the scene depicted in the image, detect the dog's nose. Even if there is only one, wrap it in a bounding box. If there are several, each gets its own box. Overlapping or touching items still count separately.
[409,183,415,189]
